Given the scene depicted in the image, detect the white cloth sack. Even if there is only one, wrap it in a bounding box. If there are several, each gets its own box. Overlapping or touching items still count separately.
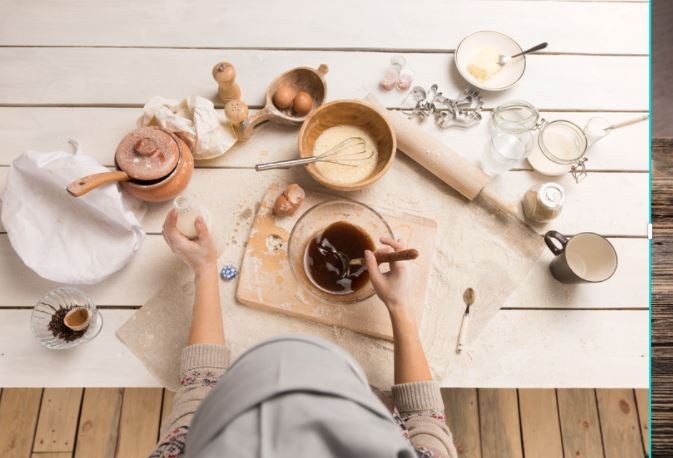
[138,95,237,160]
[1,142,146,285]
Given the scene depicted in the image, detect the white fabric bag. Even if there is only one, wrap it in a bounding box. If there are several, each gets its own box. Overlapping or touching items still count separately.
[138,95,237,160]
[1,141,146,285]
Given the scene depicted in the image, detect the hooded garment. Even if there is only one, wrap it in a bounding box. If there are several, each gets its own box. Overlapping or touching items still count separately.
[185,336,418,458]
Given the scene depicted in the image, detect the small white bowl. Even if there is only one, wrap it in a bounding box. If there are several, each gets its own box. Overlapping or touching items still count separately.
[455,31,526,92]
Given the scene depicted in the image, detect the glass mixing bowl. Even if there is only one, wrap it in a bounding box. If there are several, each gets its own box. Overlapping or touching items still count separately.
[288,199,394,304]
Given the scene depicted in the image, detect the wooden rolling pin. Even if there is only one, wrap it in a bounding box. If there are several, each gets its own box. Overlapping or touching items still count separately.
[364,94,522,221]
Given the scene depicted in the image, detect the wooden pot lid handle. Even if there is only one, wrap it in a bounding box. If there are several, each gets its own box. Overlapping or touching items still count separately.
[67,170,130,197]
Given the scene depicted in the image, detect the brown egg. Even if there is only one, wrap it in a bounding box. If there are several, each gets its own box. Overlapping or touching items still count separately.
[273,184,305,216]
[293,91,313,116]
[273,85,297,110]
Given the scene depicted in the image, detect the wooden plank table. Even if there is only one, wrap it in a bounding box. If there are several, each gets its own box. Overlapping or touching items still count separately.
[0,0,649,388]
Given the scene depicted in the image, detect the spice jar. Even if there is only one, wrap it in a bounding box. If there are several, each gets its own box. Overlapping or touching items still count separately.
[522,183,565,223]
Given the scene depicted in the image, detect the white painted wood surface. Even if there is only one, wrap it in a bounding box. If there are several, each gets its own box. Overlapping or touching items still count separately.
[0,0,649,388]
[0,108,649,171]
[0,1,648,54]
[0,49,648,110]
[0,308,648,388]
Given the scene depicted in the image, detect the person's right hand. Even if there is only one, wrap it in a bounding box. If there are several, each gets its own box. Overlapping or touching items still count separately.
[364,237,413,315]
[162,209,218,274]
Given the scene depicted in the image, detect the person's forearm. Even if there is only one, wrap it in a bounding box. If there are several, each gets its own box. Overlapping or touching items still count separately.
[188,263,225,345]
[390,307,432,384]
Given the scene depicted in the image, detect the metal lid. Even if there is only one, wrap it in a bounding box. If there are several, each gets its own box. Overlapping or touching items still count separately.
[115,127,180,181]
[539,182,565,208]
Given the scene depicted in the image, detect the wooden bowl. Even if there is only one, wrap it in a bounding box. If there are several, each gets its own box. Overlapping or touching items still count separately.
[236,65,328,140]
[298,100,396,191]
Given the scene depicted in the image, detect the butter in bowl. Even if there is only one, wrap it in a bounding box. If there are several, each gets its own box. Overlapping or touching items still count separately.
[455,31,531,91]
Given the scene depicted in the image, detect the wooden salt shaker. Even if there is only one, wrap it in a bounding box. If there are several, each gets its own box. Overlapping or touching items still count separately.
[224,99,249,138]
[212,61,241,103]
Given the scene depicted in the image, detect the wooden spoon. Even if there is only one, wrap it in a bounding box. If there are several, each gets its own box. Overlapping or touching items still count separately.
[349,248,419,267]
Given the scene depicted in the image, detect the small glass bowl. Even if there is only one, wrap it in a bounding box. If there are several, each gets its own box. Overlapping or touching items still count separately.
[288,199,394,305]
[31,287,103,350]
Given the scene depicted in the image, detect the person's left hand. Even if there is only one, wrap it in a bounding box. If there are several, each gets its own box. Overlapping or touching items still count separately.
[162,209,217,274]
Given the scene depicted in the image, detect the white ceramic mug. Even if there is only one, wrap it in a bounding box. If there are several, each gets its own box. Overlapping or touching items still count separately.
[544,231,618,284]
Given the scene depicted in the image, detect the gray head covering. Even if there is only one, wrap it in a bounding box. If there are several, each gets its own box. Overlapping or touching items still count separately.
[185,335,417,458]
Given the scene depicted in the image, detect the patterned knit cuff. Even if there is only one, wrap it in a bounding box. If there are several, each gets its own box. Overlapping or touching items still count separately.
[181,343,229,375]
[392,380,444,416]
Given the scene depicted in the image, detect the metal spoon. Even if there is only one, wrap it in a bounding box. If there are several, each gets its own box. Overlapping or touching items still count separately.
[317,240,419,279]
[456,288,475,353]
[497,42,548,66]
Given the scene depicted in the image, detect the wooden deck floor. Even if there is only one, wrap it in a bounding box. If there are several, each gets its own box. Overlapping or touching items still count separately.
[0,387,649,458]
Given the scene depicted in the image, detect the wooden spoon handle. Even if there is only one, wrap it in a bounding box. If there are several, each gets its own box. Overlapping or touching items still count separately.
[350,248,419,266]
[375,248,419,264]
[67,170,130,197]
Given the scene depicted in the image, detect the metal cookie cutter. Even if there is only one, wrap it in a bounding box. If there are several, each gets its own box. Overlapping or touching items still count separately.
[401,85,483,129]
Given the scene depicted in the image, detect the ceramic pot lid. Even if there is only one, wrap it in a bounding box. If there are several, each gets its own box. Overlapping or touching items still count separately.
[115,127,180,181]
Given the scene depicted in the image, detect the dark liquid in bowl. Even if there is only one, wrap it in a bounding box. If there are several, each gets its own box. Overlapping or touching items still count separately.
[305,221,375,294]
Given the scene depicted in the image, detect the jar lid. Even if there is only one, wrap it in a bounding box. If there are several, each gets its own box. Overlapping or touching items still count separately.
[538,120,587,165]
[492,100,540,133]
[115,127,180,181]
[539,183,565,208]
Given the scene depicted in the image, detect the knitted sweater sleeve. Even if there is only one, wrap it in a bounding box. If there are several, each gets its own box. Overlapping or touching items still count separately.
[392,381,458,458]
[149,344,228,458]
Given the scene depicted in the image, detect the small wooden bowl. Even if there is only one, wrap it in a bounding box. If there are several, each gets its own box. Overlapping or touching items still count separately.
[236,65,328,140]
[298,100,396,191]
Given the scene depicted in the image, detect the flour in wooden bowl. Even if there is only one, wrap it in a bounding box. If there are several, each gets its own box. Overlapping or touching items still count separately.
[312,125,378,185]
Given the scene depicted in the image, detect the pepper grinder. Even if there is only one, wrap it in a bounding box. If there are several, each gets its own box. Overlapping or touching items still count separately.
[212,61,241,103]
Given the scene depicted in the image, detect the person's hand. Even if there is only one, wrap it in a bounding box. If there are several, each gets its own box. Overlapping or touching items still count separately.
[162,209,217,274]
[364,237,413,315]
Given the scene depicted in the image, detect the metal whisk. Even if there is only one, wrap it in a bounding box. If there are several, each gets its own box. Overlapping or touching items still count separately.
[227,137,372,171]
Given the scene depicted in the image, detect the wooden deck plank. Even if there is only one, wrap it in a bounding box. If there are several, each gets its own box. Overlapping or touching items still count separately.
[634,389,649,455]
[31,453,72,458]
[0,388,43,457]
[0,49,648,111]
[518,389,563,458]
[74,388,122,458]
[477,389,522,458]
[159,390,175,437]
[442,388,481,458]
[0,1,647,54]
[0,107,649,172]
[116,388,163,458]
[557,389,604,458]
[596,389,644,458]
[33,388,82,453]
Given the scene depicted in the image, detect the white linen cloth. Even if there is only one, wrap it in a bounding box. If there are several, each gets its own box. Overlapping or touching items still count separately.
[138,96,237,160]
[1,141,146,284]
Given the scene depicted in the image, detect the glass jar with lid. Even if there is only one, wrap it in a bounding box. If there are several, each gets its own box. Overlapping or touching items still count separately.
[490,100,542,134]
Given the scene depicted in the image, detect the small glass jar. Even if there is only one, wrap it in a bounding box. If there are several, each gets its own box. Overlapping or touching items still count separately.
[490,100,541,134]
[481,129,534,176]
[522,183,565,223]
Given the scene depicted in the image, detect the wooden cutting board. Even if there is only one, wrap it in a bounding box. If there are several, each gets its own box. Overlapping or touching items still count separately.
[236,183,438,341]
